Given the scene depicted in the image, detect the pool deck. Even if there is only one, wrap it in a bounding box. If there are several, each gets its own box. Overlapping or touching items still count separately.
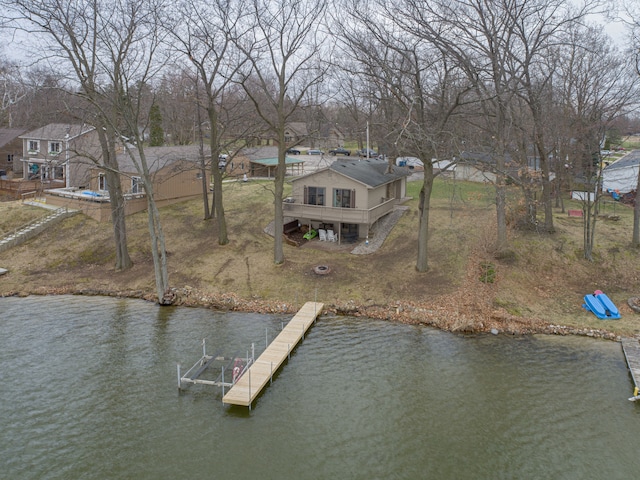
[222,301,323,408]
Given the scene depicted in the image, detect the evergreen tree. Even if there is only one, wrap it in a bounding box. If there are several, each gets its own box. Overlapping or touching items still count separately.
[149,103,164,146]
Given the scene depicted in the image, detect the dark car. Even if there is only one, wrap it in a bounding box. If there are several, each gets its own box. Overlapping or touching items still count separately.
[329,147,351,156]
[286,148,301,155]
[357,148,378,158]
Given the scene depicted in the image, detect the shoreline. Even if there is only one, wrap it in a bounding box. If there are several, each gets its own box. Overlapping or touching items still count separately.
[1,284,622,342]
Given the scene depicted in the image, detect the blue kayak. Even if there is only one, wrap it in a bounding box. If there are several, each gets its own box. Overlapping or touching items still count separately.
[583,292,621,319]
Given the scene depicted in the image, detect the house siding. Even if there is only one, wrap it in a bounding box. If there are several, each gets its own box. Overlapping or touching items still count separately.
[286,162,408,240]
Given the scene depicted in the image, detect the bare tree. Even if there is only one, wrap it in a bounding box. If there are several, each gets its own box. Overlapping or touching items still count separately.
[108,0,173,303]
[0,56,28,127]
[236,0,328,264]
[166,0,250,241]
[621,2,640,247]
[7,0,134,271]
[556,24,638,260]
[337,6,472,271]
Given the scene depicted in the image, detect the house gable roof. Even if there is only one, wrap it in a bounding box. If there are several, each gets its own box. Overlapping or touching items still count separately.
[295,158,410,188]
[116,144,209,174]
[0,128,28,148]
[251,157,305,166]
[19,123,95,141]
[285,122,308,137]
[603,150,640,171]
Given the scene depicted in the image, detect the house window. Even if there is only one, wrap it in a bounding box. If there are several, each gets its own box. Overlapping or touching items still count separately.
[28,140,39,153]
[304,186,325,206]
[98,173,107,191]
[131,176,142,194]
[53,166,64,180]
[7,154,13,163]
[334,188,355,208]
[49,142,61,155]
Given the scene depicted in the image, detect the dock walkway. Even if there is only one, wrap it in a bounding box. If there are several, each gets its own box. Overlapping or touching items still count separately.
[222,301,323,408]
[621,337,640,401]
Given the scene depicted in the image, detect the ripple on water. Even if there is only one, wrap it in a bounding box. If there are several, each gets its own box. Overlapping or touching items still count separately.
[1,297,639,479]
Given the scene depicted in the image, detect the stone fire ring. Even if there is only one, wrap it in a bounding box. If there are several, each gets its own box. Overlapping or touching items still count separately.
[313,265,331,275]
[628,297,640,313]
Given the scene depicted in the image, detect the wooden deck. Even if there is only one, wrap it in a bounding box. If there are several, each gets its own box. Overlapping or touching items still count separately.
[222,301,323,408]
[621,337,640,400]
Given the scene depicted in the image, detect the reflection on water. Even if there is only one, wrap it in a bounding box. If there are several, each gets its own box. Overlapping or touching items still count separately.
[1,295,639,479]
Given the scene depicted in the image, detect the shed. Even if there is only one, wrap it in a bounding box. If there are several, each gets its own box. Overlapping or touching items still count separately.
[602,150,640,194]
[250,157,305,178]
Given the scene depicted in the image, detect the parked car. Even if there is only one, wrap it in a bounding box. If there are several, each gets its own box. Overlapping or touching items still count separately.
[329,147,351,156]
[357,148,378,158]
[286,148,301,155]
[307,149,324,155]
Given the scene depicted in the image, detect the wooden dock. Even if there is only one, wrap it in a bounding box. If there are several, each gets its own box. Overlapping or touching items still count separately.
[222,301,323,408]
[620,337,640,401]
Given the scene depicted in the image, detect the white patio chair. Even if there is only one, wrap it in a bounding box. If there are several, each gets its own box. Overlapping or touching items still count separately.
[327,229,336,242]
[318,229,327,241]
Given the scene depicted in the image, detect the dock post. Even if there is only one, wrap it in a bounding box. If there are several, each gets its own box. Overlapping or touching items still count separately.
[202,338,206,359]
[221,366,225,400]
[177,364,181,391]
[248,368,252,408]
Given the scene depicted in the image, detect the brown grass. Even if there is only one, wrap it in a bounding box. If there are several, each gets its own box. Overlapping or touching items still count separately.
[1,177,640,338]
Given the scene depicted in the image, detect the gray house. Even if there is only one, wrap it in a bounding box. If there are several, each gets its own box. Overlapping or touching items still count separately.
[19,123,99,187]
[284,158,410,241]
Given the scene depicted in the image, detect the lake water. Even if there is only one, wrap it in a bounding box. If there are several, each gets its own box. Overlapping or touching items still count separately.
[1,295,639,479]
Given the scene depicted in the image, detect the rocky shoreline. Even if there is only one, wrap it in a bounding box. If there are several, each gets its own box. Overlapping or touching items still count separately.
[1,284,624,342]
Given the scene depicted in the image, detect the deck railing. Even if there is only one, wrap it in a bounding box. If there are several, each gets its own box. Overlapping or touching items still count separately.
[283,198,395,225]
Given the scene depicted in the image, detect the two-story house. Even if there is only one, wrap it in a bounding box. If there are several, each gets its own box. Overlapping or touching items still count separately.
[284,158,410,242]
[17,124,210,221]
[19,123,99,187]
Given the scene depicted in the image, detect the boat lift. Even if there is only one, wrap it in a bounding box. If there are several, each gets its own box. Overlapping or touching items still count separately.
[177,338,255,399]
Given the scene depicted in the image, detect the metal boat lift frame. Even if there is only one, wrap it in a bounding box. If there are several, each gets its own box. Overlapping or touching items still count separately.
[177,338,255,399]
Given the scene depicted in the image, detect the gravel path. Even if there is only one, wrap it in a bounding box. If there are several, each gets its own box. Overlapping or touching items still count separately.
[350,206,408,254]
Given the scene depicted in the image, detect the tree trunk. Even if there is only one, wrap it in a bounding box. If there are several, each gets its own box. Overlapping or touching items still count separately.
[416,162,434,272]
[632,166,640,247]
[136,148,170,304]
[273,141,286,265]
[96,125,132,271]
[146,194,170,304]
[208,105,228,244]
[495,176,508,252]
[535,135,555,233]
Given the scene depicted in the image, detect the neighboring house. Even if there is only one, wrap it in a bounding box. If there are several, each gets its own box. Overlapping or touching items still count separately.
[284,122,308,145]
[283,157,410,241]
[255,122,345,149]
[0,128,28,175]
[454,151,546,183]
[19,123,99,188]
[45,144,210,221]
[602,150,639,194]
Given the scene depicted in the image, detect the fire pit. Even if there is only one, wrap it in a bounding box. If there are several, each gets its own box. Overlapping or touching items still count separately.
[313,265,331,275]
